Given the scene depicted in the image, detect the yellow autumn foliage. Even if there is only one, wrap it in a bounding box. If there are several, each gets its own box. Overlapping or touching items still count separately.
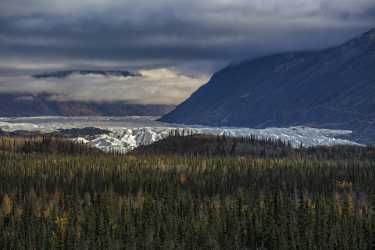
[2,194,12,215]
[55,214,69,232]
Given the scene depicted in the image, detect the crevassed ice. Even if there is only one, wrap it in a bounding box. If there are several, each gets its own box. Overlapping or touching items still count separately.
[0,117,360,153]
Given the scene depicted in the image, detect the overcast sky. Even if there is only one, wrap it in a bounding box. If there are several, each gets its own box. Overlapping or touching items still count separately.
[0,0,374,104]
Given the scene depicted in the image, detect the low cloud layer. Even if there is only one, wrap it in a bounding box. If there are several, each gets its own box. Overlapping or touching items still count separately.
[0,68,208,105]
[0,0,374,104]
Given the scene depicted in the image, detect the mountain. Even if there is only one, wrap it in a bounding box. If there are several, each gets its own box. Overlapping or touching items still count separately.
[0,93,174,117]
[1,69,172,117]
[161,29,375,143]
[33,70,141,79]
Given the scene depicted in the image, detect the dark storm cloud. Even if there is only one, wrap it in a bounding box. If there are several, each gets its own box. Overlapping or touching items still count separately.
[0,0,374,104]
[0,14,254,62]
[0,0,374,70]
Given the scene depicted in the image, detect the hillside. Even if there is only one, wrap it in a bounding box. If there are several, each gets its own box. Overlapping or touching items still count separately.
[161,29,375,143]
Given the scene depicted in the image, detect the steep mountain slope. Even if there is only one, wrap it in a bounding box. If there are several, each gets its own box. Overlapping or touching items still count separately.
[161,29,375,143]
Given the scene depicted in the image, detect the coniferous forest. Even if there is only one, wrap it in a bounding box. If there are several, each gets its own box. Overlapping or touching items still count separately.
[1,135,375,249]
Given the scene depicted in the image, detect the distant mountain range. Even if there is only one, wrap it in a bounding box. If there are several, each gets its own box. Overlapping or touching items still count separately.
[161,29,375,143]
[33,70,141,79]
[0,93,174,117]
[1,69,173,117]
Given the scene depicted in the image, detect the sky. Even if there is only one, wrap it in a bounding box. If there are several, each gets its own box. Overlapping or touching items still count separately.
[0,0,374,104]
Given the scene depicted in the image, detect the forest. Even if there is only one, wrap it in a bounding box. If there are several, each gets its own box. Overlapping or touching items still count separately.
[1,135,375,249]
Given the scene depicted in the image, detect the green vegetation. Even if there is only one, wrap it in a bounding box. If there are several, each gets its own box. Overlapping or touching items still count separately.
[133,133,375,160]
[1,135,375,249]
[0,136,102,155]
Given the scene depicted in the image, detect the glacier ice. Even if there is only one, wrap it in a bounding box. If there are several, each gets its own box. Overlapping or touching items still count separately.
[0,116,361,153]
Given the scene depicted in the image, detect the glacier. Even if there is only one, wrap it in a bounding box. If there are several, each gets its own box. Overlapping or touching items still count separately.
[0,116,361,153]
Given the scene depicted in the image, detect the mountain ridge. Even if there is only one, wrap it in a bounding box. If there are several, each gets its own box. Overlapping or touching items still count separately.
[33,70,141,79]
[2,69,171,117]
[0,93,174,117]
[161,29,375,143]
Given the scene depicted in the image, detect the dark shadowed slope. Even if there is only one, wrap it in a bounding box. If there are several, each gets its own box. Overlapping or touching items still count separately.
[161,29,375,143]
